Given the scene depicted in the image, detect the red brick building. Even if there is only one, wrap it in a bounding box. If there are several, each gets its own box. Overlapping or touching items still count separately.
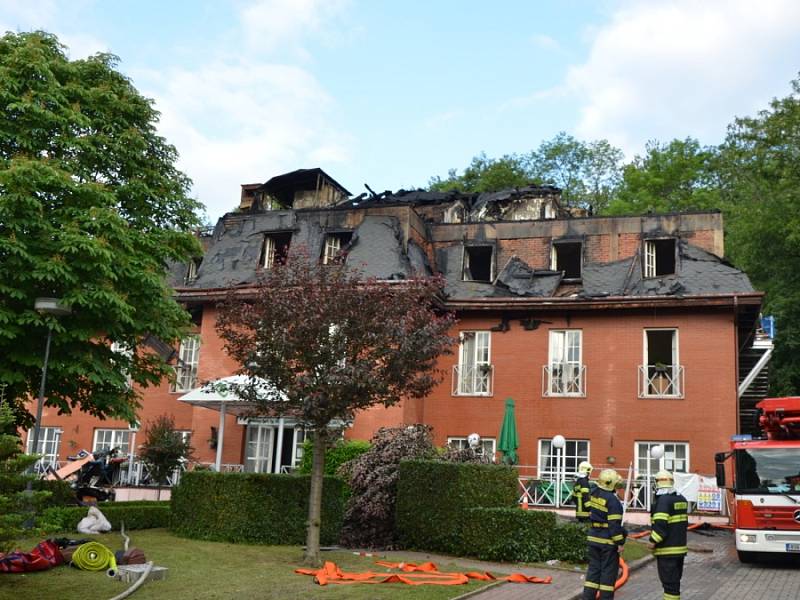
[26,168,764,487]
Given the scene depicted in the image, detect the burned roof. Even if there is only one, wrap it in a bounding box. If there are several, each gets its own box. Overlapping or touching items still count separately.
[260,168,351,206]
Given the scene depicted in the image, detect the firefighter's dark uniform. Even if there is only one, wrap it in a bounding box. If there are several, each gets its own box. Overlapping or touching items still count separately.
[581,487,626,599]
[649,491,688,600]
[574,474,592,522]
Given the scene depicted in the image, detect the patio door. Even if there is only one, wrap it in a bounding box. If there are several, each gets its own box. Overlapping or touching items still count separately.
[244,424,274,473]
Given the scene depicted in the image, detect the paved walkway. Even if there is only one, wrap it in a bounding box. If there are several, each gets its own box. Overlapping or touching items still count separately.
[368,530,800,599]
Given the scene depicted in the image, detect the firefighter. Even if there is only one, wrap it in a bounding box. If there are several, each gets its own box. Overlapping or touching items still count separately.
[582,468,627,600]
[574,461,594,522]
[649,470,688,600]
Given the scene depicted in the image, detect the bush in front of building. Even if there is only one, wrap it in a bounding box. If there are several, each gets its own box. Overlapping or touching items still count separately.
[460,507,588,563]
[396,460,518,553]
[43,501,171,532]
[170,471,346,545]
[297,438,370,476]
[0,477,74,508]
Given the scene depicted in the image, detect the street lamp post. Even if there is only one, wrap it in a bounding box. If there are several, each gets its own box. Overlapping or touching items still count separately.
[647,444,665,511]
[551,434,566,508]
[29,298,71,469]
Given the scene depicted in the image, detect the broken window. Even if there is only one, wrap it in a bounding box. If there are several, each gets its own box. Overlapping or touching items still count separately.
[545,330,584,396]
[260,232,292,269]
[551,241,582,279]
[462,246,494,282]
[185,257,201,283]
[641,329,682,397]
[643,239,676,277]
[322,232,353,265]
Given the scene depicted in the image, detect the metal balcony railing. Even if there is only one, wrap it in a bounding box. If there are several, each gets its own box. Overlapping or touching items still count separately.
[452,364,493,396]
[638,364,684,398]
[542,364,586,397]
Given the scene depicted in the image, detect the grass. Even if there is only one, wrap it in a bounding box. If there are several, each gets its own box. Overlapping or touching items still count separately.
[0,529,496,600]
[621,539,651,563]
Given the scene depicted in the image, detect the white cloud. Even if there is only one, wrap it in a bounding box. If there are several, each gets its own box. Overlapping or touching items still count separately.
[563,0,800,154]
[531,33,560,51]
[144,59,350,219]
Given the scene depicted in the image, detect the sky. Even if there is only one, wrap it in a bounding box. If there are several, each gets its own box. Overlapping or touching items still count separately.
[1,0,799,221]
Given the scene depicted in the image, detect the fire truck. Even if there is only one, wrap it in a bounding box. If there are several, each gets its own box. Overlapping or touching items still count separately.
[715,397,800,562]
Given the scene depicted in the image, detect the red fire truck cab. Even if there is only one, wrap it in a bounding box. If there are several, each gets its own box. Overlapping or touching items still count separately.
[716,397,800,562]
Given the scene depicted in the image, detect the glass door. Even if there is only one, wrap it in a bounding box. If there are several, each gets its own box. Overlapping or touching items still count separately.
[244,424,273,473]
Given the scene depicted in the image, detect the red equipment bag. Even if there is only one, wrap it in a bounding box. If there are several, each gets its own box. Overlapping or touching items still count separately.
[0,540,64,573]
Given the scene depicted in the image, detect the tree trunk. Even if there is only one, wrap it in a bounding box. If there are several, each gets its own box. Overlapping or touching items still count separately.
[303,428,326,566]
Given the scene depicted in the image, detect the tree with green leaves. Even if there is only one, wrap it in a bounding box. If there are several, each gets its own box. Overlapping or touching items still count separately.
[139,414,193,487]
[720,76,800,395]
[0,32,202,427]
[216,251,455,565]
[0,402,52,552]
[428,152,531,193]
[528,132,624,212]
[605,138,720,215]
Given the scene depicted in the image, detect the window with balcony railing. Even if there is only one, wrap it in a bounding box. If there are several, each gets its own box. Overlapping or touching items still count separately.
[640,329,683,398]
[543,330,585,396]
[453,331,492,395]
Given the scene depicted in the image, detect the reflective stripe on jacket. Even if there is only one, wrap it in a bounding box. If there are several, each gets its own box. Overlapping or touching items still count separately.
[574,474,591,517]
[586,487,627,547]
[649,491,688,556]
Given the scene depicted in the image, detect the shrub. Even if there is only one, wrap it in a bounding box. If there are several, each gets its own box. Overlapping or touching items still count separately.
[297,439,370,476]
[396,460,517,553]
[0,477,74,508]
[460,508,587,563]
[43,501,170,532]
[138,414,193,484]
[339,425,436,549]
[170,471,346,545]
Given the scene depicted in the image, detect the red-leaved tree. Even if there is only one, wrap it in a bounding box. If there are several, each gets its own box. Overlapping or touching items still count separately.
[215,250,455,565]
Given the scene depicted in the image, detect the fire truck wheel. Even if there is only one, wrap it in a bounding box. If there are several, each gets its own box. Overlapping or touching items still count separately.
[737,550,757,564]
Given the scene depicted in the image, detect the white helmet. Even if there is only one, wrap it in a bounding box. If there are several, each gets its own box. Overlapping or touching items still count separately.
[578,461,593,475]
[655,469,674,489]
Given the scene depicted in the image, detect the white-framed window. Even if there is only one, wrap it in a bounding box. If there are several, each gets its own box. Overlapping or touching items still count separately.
[454,331,492,395]
[551,241,582,280]
[26,427,62,466]
[260,233,292,269]
[244,423,273,473]
[538,438,590,477]
[462,245,494,282]
[644,239,676,278]
[545,330,585,396]
[292,428,306,466]
[447,436,497,458]
[172,336,200,392]
[110,341,133,389]
[640,329,683,398]
[322,232,352,265]
[93,429,132,455]
[635,441,689,476]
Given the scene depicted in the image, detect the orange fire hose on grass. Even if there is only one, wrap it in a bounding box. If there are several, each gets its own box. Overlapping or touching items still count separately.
[295,560,553,586]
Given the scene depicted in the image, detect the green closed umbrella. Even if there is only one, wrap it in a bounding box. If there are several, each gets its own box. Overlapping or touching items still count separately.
[498,398,519,465]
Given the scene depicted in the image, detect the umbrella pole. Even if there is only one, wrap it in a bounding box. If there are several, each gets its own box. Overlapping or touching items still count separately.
[214,402,226,472]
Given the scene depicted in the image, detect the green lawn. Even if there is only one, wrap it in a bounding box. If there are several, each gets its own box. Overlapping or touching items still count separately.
[621,539,651,563]
[0,530,496,600]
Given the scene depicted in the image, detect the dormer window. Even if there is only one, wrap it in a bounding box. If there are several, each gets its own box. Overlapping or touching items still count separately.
[462,245,494,282]
[185,257,201,283]
[551,241,582,280]
[260,232,292,269]
[322,232,353,265]
[644,239,676,278]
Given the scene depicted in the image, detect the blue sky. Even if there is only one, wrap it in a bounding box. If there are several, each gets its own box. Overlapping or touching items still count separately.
[2,1,799,220]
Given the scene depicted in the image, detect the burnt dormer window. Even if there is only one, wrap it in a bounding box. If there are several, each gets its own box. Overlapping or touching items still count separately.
[185,257,201,284]
[644,238,676,278]
[551,241,582,280]
[260,232,292,269]
[322,232,353,265]
[462,245,494,282]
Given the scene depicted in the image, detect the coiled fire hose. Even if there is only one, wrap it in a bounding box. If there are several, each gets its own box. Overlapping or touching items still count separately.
[71,542,118,577]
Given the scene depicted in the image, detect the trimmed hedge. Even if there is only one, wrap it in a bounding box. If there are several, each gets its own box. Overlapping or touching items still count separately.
[0,476,74,508]
[170,471,346,545]
[43,501,171,532]
[460,508,588,563]
[396,460,517,553]
[297,439,370,476]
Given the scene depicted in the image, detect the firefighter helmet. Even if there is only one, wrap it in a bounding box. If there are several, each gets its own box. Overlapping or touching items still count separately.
[578,461,594,475]
[597,469,622,491]
[655,469,674,488]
